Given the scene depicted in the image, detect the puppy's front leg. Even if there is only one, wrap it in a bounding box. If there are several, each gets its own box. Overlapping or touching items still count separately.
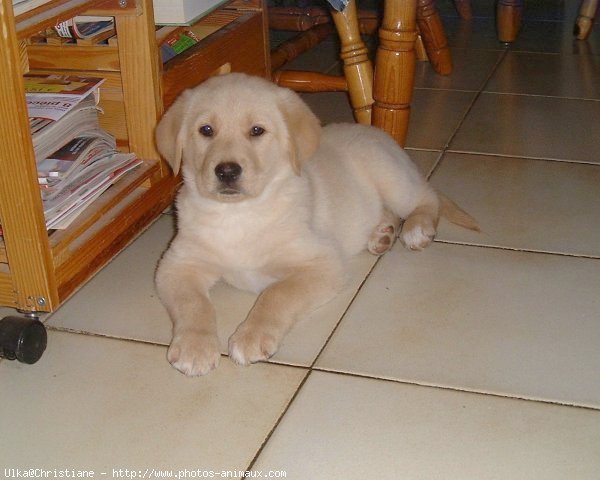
[228,261,344,366]
[156,261,221,376]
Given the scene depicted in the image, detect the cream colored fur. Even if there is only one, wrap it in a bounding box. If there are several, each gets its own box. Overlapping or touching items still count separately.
[155,73,478,376]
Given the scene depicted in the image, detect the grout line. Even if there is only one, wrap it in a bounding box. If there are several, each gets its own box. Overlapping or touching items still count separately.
[308,258,382,369]
[424,151,446,181]
[46,324,170,348]
[475,90,600,102]
[442,149,600,166]
[310,366,600,413]
[243,258,385,475]
[428,48,509,177]
[433,238,600,260]
[244,368,313,475]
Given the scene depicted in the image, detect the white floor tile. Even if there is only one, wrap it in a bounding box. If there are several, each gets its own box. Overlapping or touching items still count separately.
[407,89,477,150]
[450,93,600,163]
[253,371,600,480]
[317,242,600,408]
[415,48,504,91]
[431,153,600,256]
[47,215,175,345]
[486,51,600,99]
[0,330,306,471]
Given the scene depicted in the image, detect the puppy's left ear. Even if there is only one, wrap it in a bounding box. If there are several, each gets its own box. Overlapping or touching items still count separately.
[277,88,322,175]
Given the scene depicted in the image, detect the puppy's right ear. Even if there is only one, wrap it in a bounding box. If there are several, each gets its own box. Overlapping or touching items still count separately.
[155,90,193,175]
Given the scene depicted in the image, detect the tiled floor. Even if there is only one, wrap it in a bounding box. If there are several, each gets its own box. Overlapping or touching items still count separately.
[2,1,600,478]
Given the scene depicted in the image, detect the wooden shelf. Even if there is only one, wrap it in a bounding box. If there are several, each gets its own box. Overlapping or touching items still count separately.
[0,0,270,313]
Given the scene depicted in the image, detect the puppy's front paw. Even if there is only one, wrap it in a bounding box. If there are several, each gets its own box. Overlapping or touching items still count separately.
[167,333,221,376]
[228,325,280,366]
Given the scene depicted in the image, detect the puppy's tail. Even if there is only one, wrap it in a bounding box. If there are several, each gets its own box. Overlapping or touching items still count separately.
[438,192,480,232]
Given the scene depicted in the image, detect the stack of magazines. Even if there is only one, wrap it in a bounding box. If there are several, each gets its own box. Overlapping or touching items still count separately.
[25,74,142,230]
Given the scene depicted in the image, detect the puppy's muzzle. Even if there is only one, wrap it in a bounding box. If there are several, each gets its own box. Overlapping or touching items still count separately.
[214,162,242,195]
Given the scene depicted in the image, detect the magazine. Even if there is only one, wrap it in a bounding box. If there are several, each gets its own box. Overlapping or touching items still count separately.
[43,154,143,230]
[20,74,143,231]
[12,0,53,16]
[25,74,105,123]
[31,94,101,164]
[38,129,117,185]
[54,16,115,39]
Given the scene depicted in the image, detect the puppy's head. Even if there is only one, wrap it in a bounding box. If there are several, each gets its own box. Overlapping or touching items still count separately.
[155,73,321,202]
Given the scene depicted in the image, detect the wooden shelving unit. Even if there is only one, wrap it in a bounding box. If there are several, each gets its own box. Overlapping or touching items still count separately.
[0,0,270,313]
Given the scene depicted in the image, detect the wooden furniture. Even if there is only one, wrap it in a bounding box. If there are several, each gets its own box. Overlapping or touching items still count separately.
[270,0,451,146]
[451,0,597,43]
[0,0,270,315]
[575,0,598,40]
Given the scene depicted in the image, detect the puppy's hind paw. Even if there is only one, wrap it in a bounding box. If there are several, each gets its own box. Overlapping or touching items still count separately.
[368,224,397,255]
[400,223,436,251]
[167,333,221,376]
[368,210,401,255]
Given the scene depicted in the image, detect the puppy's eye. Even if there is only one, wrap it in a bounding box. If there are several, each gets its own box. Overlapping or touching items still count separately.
[250,126,265,137]
[199,125,214,137]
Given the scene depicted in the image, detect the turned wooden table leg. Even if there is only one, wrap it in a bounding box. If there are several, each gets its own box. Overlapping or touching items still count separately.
[574,0,598,40]
[497,0,523,43]
[372,0,418,146]
[331,0,374,125]
[417,0,452,75]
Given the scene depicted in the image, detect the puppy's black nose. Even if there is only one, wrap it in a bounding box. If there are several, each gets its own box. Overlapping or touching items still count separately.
[214,162,242,183]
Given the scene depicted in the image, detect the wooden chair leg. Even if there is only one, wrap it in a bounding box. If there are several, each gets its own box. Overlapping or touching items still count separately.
[415,34,429,61]
[497,0,523,43]
[574,0,598,40]
[372,0,418,146]
[453,0,473,20]
[331,0,374,125]
[417,0,452,75]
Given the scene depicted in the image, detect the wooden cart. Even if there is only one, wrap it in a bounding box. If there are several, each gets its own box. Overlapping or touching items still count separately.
[0,0,270,361]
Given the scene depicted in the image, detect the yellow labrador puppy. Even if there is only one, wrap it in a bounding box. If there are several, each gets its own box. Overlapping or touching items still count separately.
[155,73,478,376]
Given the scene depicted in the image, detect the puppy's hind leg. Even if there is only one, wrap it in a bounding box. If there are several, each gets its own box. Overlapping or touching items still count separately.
[368,209,401,255]
[399,191,440,251]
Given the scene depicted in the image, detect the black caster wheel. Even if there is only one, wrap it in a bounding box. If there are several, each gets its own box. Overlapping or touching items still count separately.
[0,316,47,364]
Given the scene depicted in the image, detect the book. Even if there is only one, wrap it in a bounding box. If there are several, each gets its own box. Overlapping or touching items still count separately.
[153,0,230,25]
[158,24,221,62]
